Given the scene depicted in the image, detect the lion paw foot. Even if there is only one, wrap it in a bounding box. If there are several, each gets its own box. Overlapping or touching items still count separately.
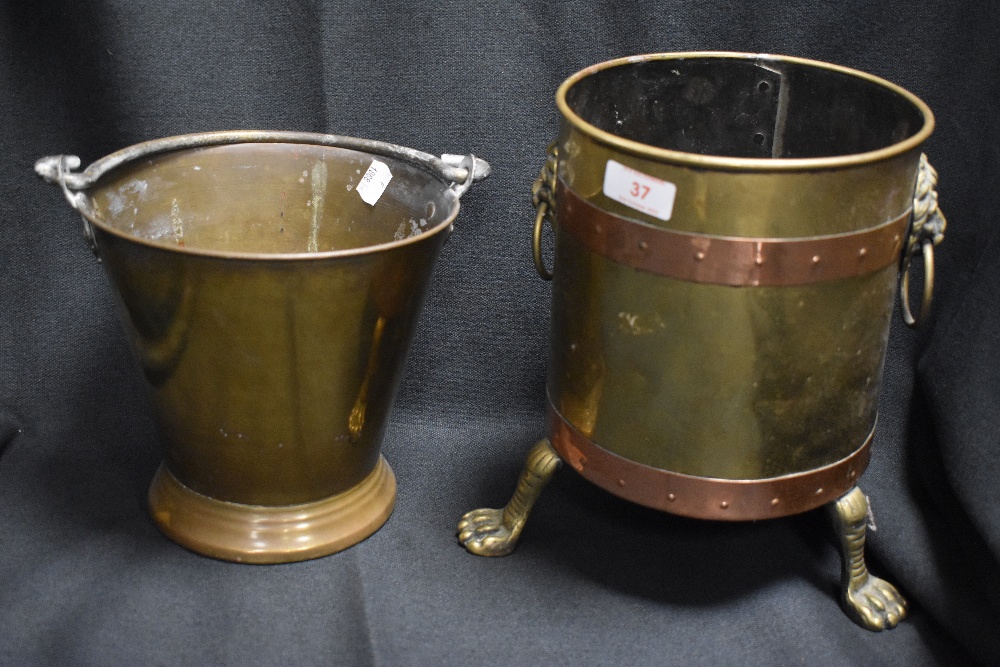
[457,507,518,557]
[844,575,907,631]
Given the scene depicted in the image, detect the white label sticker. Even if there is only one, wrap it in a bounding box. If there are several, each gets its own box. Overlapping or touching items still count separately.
[602,160,677,221]
[356,159,393,206]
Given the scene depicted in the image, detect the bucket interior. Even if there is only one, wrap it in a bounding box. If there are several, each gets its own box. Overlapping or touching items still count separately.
[563,56,927,159]
[84,143,458,254]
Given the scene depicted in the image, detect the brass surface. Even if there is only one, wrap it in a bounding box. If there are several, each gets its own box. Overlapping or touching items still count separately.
[459,52,926,630]
[548,229,898,480]
[149,456,396,563]
[548,399,871,520]
[546,53,938,488]
[457,439,562,556]
[828,487,907,630]
[38,132,486,561]
[90,143,455,507]
[555,52,934,172]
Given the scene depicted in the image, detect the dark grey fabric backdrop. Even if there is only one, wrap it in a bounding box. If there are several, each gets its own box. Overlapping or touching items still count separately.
[1,1,998,665]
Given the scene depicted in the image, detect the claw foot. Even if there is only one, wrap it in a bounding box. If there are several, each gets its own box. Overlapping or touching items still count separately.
[843,574,908,631]
[458,507,518,557]
[457,439,562,557]
[829,486,908,631]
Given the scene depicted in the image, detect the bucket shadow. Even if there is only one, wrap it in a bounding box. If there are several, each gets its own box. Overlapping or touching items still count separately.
[456,448,835,608]
[0,406,24,460]
[451,429,970,663]
[27,320,171,551]
[904,385,1000,663]
[35,444,167,547]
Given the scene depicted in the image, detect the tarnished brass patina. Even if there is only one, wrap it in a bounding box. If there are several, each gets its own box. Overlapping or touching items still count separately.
[459,53,947,631]
[458,439,561,557]
[37,131,490,563]
[829,488,907,629]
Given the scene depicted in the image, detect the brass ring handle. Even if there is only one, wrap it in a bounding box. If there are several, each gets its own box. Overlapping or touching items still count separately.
[899,154,946,329]
[530,142,559,282]
[900,239,935,328]
[533,201,554,281]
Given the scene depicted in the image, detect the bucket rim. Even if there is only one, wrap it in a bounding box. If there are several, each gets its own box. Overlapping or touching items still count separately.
[555,51,936,172]
[69,131,465,261]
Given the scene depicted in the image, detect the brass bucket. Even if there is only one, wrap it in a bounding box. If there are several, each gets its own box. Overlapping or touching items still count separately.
[459,53,946,631]
[37,131,490,563]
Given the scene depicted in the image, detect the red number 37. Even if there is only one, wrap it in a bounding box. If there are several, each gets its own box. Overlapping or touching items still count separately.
[630,181,650,199]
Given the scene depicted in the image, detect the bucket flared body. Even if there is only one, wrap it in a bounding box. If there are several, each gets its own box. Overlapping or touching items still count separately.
[49,133,478,560]
[96,225,443,507]
[544,53,934,520]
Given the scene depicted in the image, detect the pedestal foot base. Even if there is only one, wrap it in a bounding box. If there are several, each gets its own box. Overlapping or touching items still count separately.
[148,456,396,564]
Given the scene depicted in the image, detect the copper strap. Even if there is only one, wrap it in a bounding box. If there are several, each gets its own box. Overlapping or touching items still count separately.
[547,401,872,521]
[556,180,909,286]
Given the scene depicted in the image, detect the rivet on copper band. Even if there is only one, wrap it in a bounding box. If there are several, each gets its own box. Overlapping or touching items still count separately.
[557,180,910,287]
[617,478,626,487]
[547,396,874,521]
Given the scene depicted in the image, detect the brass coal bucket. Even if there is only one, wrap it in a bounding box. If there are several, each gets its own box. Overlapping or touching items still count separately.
[459,53,946,631]
[36,131,490,563]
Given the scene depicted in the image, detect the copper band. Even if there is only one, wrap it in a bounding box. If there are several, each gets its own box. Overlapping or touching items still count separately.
[557,180,909,286]
[547,401,872,521]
